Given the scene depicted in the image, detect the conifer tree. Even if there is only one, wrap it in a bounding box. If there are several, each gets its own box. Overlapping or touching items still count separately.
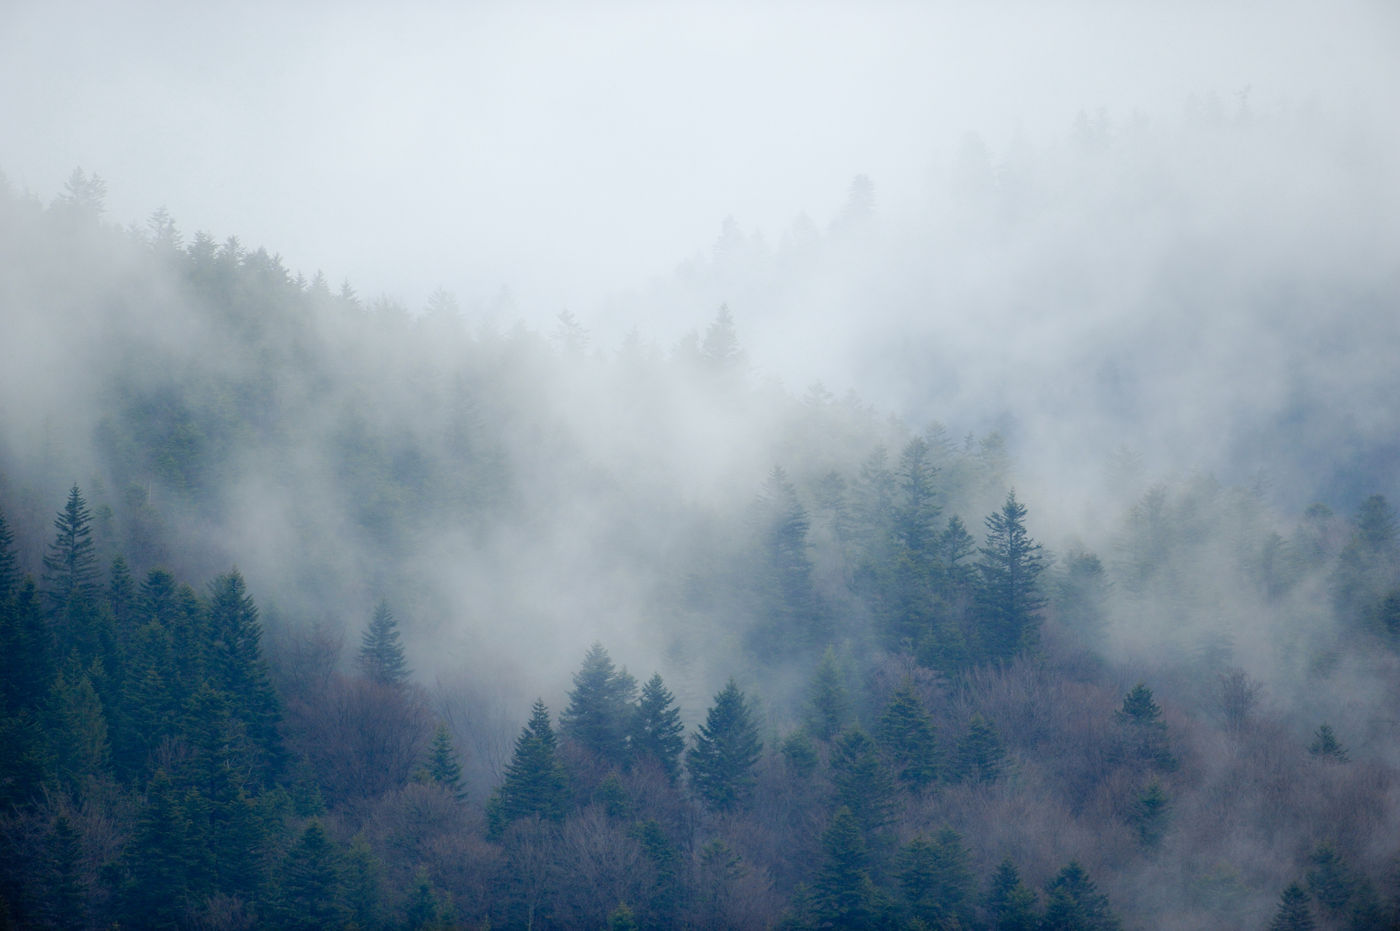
[1270,883,1316,931]
[985,859,1040,931]
[810,806,884,927]
[0,504,18,606]
[804,647,850,741]
[1116,683,1175,770]
[831,728,897,836]
[42,485,99,616]
[205,570,283,783]
[1041,861,1121,930]
[357,600,409,688]
[561,643,637,767]
[490,699,568,836]
[1308,724,1348,761]
[975,490,1046,662]
[898,829,976,927]
[419,722,466,799]
[631,672,685,779]
[277,820,347,930]
[1128,781,1171,847]
[687,679,763,812]
[122,770,194,929]
[877,681,940,792]
[955,714,1005,784]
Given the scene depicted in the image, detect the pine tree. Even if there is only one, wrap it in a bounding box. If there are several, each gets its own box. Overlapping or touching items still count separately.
[898,829,976,927]
[1041,861,1121,930]
[122,770,194,929]
[975,490,1046,662]
[561,643,637,767]
[490,699,568,836]
[804,647,850,741]
[1116,683,1175,771]
[1128,781,1171,847]
[357,600,409,688]
[687,679,763,813]
[1308,724,1349,762]
[1306,842,1357,919]
[985,859,1040,931]
[831,728,897,836]
[419,722,466,799]
[277,820,347,930]
[205,570,283,783]
[955,714,1005,784]
[877,681,940,792]
[750,467,824,657]
[42,485,99,616]
[810,807,884,927]
[1270,883,1316,930]
[631,672,685,779]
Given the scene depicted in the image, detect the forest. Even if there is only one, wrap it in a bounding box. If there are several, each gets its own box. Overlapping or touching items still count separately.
[2,123,1400,931]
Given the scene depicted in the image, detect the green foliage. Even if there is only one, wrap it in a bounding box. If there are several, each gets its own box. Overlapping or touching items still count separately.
[490,699,568,836]
[418,722,466,799]
[898,829,976,927]
[1128,780,1171,847]
[985,859,1039,931]
[562,643,638,768]
[631,672,685,779]
[1306,842,1358,919]
[357,599,410,687]
[831,728,896,836]
[205,570,284,783]
[1041,861,1121,930]
[687,679,763,813]
[750,467,826,657]
[42,485,100,616]
[1116,683,1175,771]
[955,714,1005,784]
[1269,882,1316,931]
[804,647,850,742]
[810,806,885,928]
[607,901,640,931]
[782,730,820,778]
[975,491,1046,663]
[277,819,347,930]
[876,681,939,793]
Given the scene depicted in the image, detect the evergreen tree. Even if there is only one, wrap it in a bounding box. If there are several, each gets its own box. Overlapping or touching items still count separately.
[975,491,1046,662]
[876,681,940,793]
[0,504,18,605]
[831,728,897,836]
[122,770,195,929]
[985,858,1039,931]
[1128,781,1171,847]
[804,647,850,742]
[205,570,283,783]
[955,714,1005,784]
[687,679,763,813]
[42,485,100,616]
[810,806,884,928]
[48,666,111,788]
[751,467,825,657]
[490,699,568,836]
[1309,724,1348,762]
[561,642,637,767]
[1306,842,1357,920]
[898,829,976,928]
[1041,861,1121,930]
[1269,883,1315,931]
[631,672,685,779]
[277,820,347,930]
[357,599,409,688]
[419,722,466,799]
[1116,683,1175,770]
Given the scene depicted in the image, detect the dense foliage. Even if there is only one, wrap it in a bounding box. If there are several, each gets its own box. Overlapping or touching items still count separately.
[2,168,1400,929]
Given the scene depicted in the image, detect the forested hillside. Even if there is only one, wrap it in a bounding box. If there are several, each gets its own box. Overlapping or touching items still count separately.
[2,167,1400,930]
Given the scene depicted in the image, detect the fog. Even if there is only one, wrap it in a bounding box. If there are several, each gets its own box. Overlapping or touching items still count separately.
[3,4,1400,926]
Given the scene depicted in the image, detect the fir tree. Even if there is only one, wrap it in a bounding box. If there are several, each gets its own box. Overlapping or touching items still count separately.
[418,722,466,800]
[831,728,897,836]
[490,699,568,836]
[205,570,283,783]
[1117,682,1175,770]
[631,672,685,779]
[357,600,409,688]
[1269,882,1315,931]
[877,680,940,793]
[810,806,884,927]
[42,485,99,616]
[1042,861,1121,930]
[1128,780,1171,847]
[975,490,1046,662]
[1309,724,1348,762]
[804,647,850,741]
[898,829,976,927]
[0,504,18,605]
[277,820,347,930]
[687,679,763,813]
[561,642,637,767]
[985,859,1040,931]
[955,714,1005,784]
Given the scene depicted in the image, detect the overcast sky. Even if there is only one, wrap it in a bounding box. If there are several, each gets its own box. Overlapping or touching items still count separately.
[4,0,1395,319]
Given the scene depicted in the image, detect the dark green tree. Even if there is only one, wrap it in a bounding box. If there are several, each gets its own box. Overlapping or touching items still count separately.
[631,672,685,779]
[1041,861,1121,930]
[42,485,100,616]
[687,679,763,813]
[631,819,681,925]
[276,819,346,930]
[876,681,939,793]
[1117,683,1175,771]
[205,570,283,783]
[897,829,976,927]
[0,504,19,605]
[561,642,637,767]
[975,491,1046,662]
[750,467,825,657]
[419,722,466,799]
[831,728,896,836]
[1128,781,1171,847]
[121,770,195,929]
[1309,724,1348,762]
[489,699,568,835]
[804,647,850,741]
[955,714,1005,784]
[1269,883,1315,930]
[809,806,884,928]
[1306,842,1357,920]
[357,599,409,687]
[984,858,1039,931]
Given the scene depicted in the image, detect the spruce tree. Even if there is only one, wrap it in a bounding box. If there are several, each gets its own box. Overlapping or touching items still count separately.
[804,646,850,741]
[975,490,1046,662]
[0,504,18,605]
[1116,683,1175,770]
[955,714,1005,784]
[1308,724,1348,762]
[1270,883,1316,931]
[877,681,940,792]
[810,806,884,927]
[687,679,763,813]
[1128,781,1171,847]
[277,820,347,930]
[420,722,466,800]
[831,728,897,836]
[357,600,409,688]
[205,570,283,783]
[42,485,99,616]
[1041,861,1121,930]
[985,859,1040,931]
[898,829,976,927]
[631,672,685,779]
[490,699,568,836]
[561,642,637,767]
